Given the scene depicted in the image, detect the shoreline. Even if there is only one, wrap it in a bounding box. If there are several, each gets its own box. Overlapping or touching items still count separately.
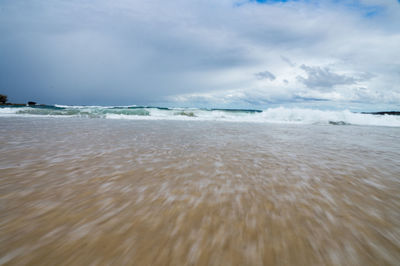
[1,103,399,115]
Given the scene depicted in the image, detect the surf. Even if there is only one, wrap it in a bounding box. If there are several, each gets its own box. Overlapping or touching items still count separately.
[1,105,399,127]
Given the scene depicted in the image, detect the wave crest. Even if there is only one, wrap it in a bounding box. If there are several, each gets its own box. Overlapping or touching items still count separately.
[1,106,399,127]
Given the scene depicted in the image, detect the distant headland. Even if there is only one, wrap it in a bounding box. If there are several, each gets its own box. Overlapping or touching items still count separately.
[0,94,38,107]
[361,111,400,116]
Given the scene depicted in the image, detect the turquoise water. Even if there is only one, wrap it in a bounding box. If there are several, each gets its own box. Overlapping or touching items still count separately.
[1,105,400,127]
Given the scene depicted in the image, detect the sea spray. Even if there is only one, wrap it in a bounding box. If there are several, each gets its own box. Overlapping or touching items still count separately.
[1,105,400,127]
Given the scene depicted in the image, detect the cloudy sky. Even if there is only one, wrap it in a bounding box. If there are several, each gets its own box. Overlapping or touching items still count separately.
[1,0,399,110]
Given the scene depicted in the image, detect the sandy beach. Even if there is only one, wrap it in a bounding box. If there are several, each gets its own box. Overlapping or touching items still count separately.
[1,117,399,265]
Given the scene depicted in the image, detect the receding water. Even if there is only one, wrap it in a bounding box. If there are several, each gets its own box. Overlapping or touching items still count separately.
[0,117,399,265]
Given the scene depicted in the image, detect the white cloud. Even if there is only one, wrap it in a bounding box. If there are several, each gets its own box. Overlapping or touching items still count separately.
[0,0,399,109]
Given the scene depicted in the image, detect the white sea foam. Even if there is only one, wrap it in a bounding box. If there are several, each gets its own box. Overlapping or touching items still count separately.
[54,104,137,109]
[1,106,400,127]
[0,107,19,115]
[260,107,400,127]
[107,107,400,127]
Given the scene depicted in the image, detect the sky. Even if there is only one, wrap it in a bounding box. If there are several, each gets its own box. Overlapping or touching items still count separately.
[0,0,399,110]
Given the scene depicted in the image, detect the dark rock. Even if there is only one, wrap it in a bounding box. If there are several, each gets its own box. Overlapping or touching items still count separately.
[329,121,350,125]
[0,94,7,104]
[175,111,196,117]
[361,111,400,116]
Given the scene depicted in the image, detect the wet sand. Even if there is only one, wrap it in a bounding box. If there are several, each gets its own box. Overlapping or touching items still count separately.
[1,118,399,265]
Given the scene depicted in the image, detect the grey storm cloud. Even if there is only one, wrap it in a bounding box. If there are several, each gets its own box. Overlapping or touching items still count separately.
[255,70,276,81]
[0,0,399,107]
[280,56,296,67]
[297,65,356,90]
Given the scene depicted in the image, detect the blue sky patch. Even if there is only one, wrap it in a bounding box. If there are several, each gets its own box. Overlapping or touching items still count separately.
[254,0,294,3]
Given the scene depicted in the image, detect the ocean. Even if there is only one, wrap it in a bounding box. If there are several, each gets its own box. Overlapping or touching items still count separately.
[1,106,399,265]
[1,104,400,126]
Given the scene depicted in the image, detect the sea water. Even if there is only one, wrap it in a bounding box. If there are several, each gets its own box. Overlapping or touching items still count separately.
[0,115,399,265]
[1,105,400,127]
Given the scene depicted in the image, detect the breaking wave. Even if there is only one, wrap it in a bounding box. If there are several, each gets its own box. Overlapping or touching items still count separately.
[1,105,399,127]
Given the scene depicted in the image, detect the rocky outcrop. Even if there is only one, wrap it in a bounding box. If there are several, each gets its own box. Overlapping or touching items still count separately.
[362,111,400,116]
[0,94,7,104]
